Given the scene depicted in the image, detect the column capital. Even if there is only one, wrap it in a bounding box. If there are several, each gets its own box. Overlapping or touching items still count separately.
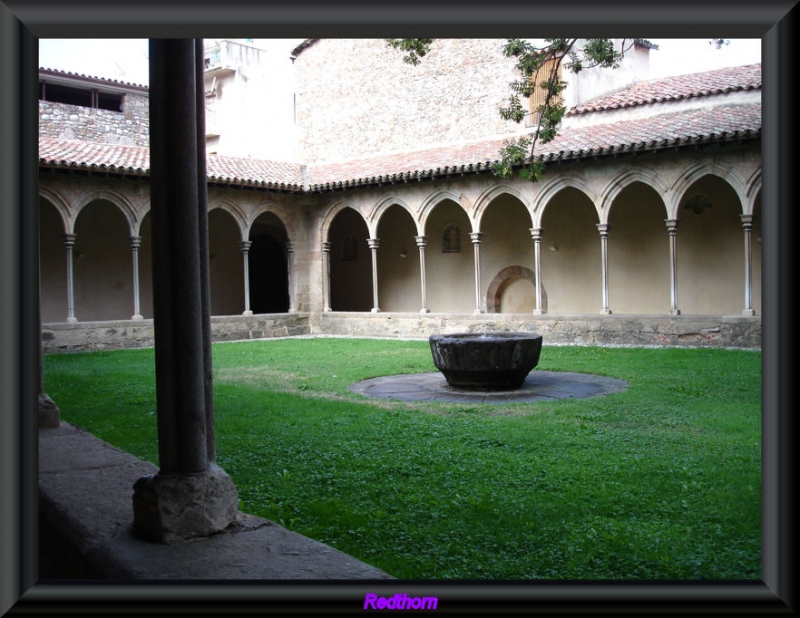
[665,219,680,234]
[239,240,252,253]
[321,241,331,254]
[63,233,77,247]
[469,232,483,244]
[414,235,427,249]
[740,214,754,228]
[367,238,381,251]
[129,235,142,249]
[596,223,611,235]
[285,240,295,253]
[530,227,544,241]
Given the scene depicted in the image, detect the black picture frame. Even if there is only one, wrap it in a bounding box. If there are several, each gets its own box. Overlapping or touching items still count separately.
[2,1,795,614]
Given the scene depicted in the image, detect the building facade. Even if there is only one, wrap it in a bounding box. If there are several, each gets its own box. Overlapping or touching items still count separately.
[38,39,762,351]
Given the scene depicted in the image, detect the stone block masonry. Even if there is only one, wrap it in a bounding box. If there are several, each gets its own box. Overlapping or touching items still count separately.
[39,97,150,147]
[40,312,760,354]
[41,314,311,354]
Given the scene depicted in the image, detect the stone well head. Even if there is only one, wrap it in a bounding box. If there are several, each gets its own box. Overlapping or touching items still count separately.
[429,332,543,390]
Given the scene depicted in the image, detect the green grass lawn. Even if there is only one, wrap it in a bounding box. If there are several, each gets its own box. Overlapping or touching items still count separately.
[43,337,762,580]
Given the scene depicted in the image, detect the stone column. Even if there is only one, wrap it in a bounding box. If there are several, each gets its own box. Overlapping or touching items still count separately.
[740,214,756,316]
[286,240,296,313]
[38,262,60,428]
[322,241,332,312]
[133,39,238,544]
[130,236,144,320]
[63,233,77,323]
[597,223,612,315]
[368,238,381,313]
[665,219,681,316]
[470,232,484,314]
[240,240,253,316]
[415,235,429,314]
[530,228,545,315]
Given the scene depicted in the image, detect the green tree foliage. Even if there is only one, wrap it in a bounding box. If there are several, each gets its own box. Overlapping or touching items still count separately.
[386,38,632,181]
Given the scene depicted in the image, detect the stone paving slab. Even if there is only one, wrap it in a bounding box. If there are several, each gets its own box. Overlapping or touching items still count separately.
[39,423,394,580]
[348,371,629,404]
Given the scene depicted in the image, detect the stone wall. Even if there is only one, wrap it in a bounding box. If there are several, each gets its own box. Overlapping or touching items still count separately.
[41,312,761,353]
[42,314,311,354]
[312,312,762,349]
[294,39,522,165]
[39,92,150,147]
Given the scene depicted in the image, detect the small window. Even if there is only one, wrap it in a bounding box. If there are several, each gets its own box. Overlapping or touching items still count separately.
[442,224,461,253]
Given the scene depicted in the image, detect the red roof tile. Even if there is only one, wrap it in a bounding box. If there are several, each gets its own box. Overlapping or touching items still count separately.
[39,64,762,192]
[307,103,761,189]
[38,137,304,191]
[568,63,761,115]
[39,67,149,91]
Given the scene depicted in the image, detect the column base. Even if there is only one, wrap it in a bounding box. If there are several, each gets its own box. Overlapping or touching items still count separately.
[132,463,239,544]
[131,314,143,321]
[669,309,681,316]
[533,309,547,315]
[38,393,61,428]
[66,317,78,324]
[601,308,612,315]
[742,308,756,316]
[242,310,253,316]
[371,308,381,313]
[420,308,430,314]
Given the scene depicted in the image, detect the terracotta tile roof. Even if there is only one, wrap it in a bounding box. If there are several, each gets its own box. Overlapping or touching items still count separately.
[308,140,509,187]
[39,63,761,192]
[205,154,303,191]
[38,138,151,175]
[39,67,149,92]
[306,103,761,189]
[38,137,304,191]
[568,63,761,116]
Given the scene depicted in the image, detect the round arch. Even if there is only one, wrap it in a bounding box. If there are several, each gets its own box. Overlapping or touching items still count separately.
[531,175,599,228]
[369,195,417,236]
[474,183,532,230]
[320,199,368,242]
[73,187,139,236]
[38,185,72,232]
[247,201,297,244]
[486,265,546,313]
[745,167,762,216]
[669,161,748,219]
[208,198,248,241]
[419,189,471,235]
[600,167,671,222]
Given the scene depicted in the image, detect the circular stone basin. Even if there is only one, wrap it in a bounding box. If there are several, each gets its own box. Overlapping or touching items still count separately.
[429,332,543,390]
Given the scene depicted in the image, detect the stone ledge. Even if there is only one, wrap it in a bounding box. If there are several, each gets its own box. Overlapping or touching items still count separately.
[38,423,394,580]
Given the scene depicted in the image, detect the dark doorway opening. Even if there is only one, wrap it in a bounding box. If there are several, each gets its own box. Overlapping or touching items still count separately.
[248,233,289,313]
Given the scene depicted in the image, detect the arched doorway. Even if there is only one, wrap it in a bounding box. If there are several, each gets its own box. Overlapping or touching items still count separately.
[248,213,290,313]
[486,265,547,313]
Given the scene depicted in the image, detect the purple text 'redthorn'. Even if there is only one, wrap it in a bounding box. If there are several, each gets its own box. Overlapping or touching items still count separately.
[364,593,438,610]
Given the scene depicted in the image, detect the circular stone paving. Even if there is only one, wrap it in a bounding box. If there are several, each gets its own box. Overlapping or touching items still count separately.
[348,371,629,405]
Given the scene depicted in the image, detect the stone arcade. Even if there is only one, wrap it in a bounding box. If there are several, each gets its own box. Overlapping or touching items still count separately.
[37,39,762,353]
[34,37,763,551]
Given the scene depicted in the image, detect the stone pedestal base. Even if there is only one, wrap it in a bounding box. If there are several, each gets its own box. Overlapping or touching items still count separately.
[132,464,239,544]
[39,393,61,428]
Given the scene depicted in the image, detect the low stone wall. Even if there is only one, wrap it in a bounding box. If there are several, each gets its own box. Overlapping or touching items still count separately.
[41,311,761,353]
[312,312,762,349]
[42,313,311,354]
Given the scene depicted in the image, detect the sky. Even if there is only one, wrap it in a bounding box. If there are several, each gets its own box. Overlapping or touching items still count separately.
[38,38,762,87]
